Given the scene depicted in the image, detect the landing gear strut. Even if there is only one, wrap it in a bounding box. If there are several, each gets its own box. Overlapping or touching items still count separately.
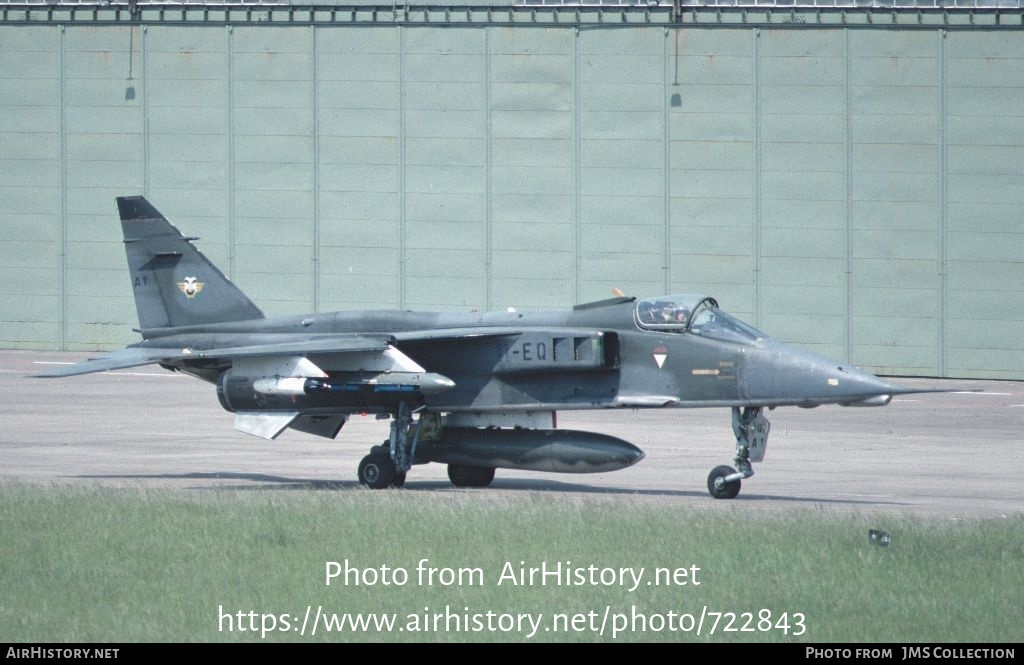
[358,402,420,489]
[707,406,770,499]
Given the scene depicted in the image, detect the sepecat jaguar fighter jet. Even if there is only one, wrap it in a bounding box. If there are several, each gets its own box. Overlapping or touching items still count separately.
[37,196,939,498]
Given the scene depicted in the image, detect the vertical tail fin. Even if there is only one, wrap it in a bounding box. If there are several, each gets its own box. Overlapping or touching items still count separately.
[118,196,264,330]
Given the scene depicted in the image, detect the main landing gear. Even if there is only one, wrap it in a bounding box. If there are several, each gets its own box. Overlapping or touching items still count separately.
[707,406,770,499]
[357,402,417,489]
[357,405,497,490]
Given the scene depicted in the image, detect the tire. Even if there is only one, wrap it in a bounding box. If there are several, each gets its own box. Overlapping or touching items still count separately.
[448,464,496,488]
[392,472,407,488]
[707,465,741,499]
[358,453,396,489]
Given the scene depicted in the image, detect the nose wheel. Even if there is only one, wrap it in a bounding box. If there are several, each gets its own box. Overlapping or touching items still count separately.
[707,465,741,499]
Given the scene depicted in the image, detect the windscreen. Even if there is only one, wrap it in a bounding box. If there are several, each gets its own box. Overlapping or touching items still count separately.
[688,301,765,344]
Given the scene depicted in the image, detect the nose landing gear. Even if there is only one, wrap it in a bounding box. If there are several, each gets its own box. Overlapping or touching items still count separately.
[707,406,770,499]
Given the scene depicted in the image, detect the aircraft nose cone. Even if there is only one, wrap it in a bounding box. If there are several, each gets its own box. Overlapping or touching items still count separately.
[739,340,896,406]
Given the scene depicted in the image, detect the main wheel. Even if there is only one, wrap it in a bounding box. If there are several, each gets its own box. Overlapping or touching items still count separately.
[359,453,396,489]
[707,465,741,499]
[448,464,496,488]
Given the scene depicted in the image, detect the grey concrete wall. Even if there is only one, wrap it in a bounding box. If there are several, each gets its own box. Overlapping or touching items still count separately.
[0,19,1021,378]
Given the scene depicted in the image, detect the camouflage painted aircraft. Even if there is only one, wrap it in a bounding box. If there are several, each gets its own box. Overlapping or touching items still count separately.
[38,196,936,498]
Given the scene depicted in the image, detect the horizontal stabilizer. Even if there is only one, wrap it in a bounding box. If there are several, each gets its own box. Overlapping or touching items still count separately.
[33,334,396,379]
[234,412,299,440]
[33,347,184,378]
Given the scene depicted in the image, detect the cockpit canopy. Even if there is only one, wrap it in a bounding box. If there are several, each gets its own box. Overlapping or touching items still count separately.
[635,294,766,344]
[635,295,712,330]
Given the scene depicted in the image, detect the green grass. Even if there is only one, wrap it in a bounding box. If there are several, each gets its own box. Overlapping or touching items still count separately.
[1,484,1021,642]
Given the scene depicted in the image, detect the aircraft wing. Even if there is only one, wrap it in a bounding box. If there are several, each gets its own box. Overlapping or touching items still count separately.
[391,326,614,346]
[184,335,393,360]
[34,334,394,378]
[390,327,521,343]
